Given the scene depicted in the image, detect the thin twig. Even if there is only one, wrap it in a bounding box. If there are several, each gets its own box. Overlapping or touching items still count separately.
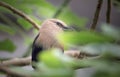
[0,66,30,77]
[106,0,111,23]
[53,0,71,18]
[0,1,40,30]
[90,0,103,30]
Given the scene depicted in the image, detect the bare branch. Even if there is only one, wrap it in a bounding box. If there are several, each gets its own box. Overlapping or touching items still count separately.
[0,51,97,67]
[0,51,91,67]
[0,57,31,66]
[106,0,112,23]
[0,1,40,30]
[64,50,98,59]
[53,0,72,18]
[0,51,120,76]
[90,0,103,30]
[0,66,30,77]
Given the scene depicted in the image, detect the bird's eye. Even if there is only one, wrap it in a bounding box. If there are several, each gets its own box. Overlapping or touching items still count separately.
[55,21,70,30]
[56,22,63,28]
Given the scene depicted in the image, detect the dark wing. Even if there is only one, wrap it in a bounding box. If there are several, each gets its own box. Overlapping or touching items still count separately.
[32,34,43,62]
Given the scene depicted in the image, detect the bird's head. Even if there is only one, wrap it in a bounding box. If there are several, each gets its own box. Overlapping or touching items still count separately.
[40,19,71,34]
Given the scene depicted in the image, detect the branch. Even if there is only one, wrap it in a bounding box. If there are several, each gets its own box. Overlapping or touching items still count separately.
[0,1,40,30]
[106,0,111,23]
[0,57,31,66]
[64,50,98,58]
[0,57,31,77]
[90,0,103,30]
[0,51,96,67]
[0,51,120,76]
[0,66,30,77]
[53,0,71,18]
[0,51,85,76]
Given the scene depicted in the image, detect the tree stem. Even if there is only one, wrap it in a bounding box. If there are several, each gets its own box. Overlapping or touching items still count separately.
[106,0,111,24]
[90,0,103,30]
[53,0,71,18]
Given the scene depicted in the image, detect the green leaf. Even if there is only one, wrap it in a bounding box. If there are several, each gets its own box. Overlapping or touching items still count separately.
[18,0,52,6]
[38,49,75,69]
[0,39,16,52]
[18,0,56,18]
[58,31,114,45]
[10,67,35,76]
[81,43,120,57]
[92,60,120,77]
[0,0,17,6]
[58,9,87,28]
[39,69,74,77]
[113,0,120,8]
[36,0,56,18]
[17,18,32,30]
[0,24,16,35]
[37,7,56,18]
[29,15,42,25]
[10,67,74,77]
[101,24,120,40]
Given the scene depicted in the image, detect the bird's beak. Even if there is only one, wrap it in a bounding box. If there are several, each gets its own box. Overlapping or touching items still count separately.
[63,26,74,31]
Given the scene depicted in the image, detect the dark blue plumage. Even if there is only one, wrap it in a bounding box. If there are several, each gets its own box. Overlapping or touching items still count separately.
[32,34,43,62]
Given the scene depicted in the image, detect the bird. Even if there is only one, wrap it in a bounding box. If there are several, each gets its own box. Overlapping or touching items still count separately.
[32,19,71,68]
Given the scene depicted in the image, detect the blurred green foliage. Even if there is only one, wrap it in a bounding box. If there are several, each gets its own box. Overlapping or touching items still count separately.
[0,39,16,52]
[38,49,76,69]
[0,0,120,77]
[58,31,114,45]
[0,0,86,53]
[101,24,120,40]
[17,18,32,30]
[0,23,16,35]
[113,0,120,12]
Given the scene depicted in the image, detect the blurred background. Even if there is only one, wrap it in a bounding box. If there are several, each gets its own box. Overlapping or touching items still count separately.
[0,0,120,77]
